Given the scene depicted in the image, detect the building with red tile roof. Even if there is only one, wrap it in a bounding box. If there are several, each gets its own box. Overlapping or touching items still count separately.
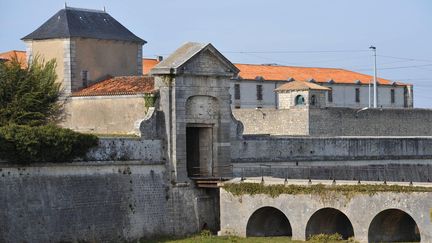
[230,63,413,109]
[0,50,27,67]
[71,75,155,97]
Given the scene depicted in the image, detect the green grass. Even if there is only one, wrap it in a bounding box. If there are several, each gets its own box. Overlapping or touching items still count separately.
[223,182,432,199]
[145,235,355,243]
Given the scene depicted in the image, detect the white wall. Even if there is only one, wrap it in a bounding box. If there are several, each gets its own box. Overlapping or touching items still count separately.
[230,80,278,109]
[230,79,408,109]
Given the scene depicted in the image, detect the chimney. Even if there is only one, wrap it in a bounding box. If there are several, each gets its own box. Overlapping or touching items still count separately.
[157,56,163,62]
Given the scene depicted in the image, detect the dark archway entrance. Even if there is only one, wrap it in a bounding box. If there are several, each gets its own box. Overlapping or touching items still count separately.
[368,209,420,243]
[246,207,292,237]
[306,208,354,240]
[186,126,213,177]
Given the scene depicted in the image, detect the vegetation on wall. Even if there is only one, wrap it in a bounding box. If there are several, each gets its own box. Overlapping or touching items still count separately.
[144,93,157,108]
[0,56,98,163]
[0,124,98,163]
[223,182,432,199]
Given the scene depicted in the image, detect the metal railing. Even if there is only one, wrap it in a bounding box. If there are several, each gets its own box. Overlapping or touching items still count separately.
[188,163,432,183]
[234,164,432,184]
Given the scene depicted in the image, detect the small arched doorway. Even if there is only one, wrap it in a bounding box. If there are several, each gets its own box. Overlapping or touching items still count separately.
[306,208,354,240]
[295,95,305,106]
[246,206,292,237]
[368,209,420,243]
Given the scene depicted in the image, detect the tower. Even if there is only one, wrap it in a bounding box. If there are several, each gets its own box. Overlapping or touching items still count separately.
[22,6,146,94]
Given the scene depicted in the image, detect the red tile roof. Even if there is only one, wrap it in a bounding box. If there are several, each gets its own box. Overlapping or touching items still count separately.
[235,63,407,86]
[275,80,331,92]
[0,50,27,68]
[71,76,155,97]
[142,58,160,74]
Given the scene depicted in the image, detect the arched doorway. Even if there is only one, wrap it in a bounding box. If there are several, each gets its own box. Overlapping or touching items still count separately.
[368,209,420,243]
[306,208,354,240]
[246,206,292,237]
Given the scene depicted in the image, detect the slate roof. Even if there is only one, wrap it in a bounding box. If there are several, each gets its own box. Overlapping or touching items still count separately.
[71,76,155,97]
[275,80,331,92]
[22,7,146,44]
[235,63,408,86]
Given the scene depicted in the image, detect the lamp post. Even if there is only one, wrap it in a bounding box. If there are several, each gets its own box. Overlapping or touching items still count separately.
[369,46,377,108]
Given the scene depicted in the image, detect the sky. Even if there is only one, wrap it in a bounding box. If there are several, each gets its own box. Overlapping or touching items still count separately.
[1,0,432,107]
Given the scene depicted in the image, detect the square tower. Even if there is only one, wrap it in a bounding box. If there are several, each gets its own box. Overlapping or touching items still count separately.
[22,6,146,94]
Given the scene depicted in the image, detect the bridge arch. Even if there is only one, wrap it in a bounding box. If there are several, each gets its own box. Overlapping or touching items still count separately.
[368,208,420,243]
[246,206,292,237]
[305,207,354,240]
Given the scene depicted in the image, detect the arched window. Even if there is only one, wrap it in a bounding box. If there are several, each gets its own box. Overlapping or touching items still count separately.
[310,95,316,105]
[295,95,305,106]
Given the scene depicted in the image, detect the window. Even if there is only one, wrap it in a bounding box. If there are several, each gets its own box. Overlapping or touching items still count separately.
[81,70,88,87]
[328,88,333,102]
[256,85,263,101]
[355,88,360,103]
[234,84,240,100]
[310,95,316,105]
[234,105,241,109]
[295,95,305,106]
[391,89,395,104]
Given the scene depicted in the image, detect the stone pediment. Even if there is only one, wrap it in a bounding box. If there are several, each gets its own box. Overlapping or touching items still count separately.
[150,42,239,77]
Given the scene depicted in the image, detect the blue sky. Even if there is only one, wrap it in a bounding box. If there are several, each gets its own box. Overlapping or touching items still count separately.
[1,0,432,107]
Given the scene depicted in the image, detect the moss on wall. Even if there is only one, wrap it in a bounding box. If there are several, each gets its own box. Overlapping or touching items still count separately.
[223,182,432,199]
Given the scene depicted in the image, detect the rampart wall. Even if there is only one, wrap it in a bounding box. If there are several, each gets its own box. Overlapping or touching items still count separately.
[0,138,218,243]
[234,108,432,136]
[231,136,432,181]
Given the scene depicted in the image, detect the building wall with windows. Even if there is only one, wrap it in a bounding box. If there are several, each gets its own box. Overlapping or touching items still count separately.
[229,80,411,109]
[230,80,279,109]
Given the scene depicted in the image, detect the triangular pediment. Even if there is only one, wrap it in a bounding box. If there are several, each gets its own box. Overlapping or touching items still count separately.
[151,42,239,76]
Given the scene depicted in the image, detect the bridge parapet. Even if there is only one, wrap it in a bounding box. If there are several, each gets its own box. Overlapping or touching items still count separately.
[219,178,432,243]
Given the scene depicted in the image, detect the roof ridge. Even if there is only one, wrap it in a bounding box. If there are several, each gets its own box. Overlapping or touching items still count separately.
[63,9,71,38]
[234,63,346,70]
[65,6,105,13]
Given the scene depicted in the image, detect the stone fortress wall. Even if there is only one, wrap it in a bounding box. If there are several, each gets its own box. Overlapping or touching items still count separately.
[234,107,432,136]
[0,138,219,243]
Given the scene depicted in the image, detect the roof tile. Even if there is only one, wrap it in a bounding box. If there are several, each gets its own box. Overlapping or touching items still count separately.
[71,75,155,96]
[235,63,407,86]
[275,80,331,92]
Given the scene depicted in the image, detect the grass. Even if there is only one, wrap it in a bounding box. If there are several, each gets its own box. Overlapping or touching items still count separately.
[223,182,432,199]
[145,235,357,243]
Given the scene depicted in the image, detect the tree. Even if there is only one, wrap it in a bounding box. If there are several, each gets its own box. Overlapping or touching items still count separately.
[0,55,98,163]
[0,55,62,126]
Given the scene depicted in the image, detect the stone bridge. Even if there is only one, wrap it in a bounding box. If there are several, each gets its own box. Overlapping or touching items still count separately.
[219,178,432,243]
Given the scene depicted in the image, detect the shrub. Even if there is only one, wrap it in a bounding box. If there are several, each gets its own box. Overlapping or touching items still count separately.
[0,124,98,163]
[308,233,343,242]
[0,56,62,126]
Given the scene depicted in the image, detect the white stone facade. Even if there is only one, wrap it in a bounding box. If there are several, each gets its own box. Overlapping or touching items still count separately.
[229,80,413,109]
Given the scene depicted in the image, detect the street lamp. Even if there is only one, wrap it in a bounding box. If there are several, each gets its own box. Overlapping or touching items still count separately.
[369,46,377,108]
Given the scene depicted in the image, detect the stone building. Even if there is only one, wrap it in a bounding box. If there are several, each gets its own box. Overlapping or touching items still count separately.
[22,6,146,94]
[230,63,413,109]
